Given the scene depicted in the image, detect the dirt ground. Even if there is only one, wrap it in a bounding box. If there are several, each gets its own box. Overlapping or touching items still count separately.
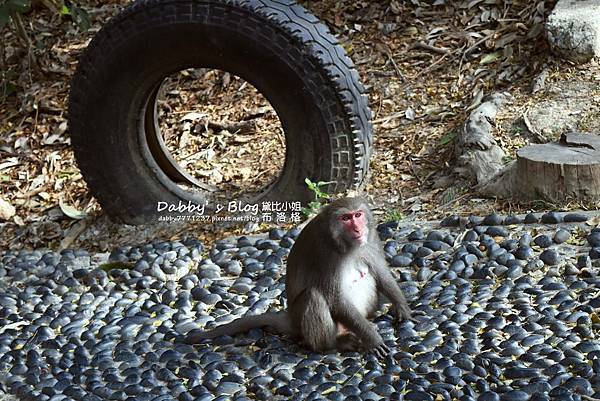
[1,0,599,251]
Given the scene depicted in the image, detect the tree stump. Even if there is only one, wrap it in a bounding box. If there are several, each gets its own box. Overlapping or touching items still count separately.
[516,132,600,201]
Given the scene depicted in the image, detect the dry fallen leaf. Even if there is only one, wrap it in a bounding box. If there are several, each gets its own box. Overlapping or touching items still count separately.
[59,199,88,220]
[0,197,16,221]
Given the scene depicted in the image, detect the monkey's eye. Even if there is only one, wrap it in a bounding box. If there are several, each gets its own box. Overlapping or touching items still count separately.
[354,212,362,218]
[341,215,351,222]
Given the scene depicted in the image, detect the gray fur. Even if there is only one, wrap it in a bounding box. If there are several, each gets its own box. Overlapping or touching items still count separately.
[183,197,411,356]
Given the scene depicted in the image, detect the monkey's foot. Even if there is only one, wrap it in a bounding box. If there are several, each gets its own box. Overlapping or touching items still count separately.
[336,333,361,352]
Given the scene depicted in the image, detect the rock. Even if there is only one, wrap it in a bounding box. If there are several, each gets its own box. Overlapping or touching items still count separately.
[483,213,504,226]
[408,229,425,241]
[486,227,509,237]
[501,390,530,401]
[577,255,592,268]
[514,247,534,260]
[563,213,588,222]
[455,93,510,184]
[546,0,600,63]
[391,255,412,267]
[464,230,479,242]
[440,215,460,227]
[541,212,563,224]
[423,240,444,251]
[524,213,539,224]
[479,391,500,401]
[504,215,523,225]
[553,229,570,244]
[540,249,561,265]
[224,261,243,275]
[587,232,600,247]
[533,235,553,248]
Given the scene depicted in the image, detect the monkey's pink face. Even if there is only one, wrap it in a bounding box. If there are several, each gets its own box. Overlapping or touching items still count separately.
[339,210,368,245]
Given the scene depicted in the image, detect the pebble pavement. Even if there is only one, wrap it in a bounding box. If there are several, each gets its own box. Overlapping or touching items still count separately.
[0,212,599,401]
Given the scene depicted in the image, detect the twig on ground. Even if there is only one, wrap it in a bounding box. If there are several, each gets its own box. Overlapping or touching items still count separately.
[207,120,255,134]
[411,42,451,55]
[372,111,406,125]
[438,192,475,209]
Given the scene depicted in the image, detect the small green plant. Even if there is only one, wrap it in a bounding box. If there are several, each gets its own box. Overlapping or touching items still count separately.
[502,155,515,164]
[99,261,134,272]
[0,0,90,32]
[0,0,29,31]
[301,178,331,217]
[511,125,524,135]
[1,0,90,100]
[384,208,404,222]
[438,130,457,146]
[441,187,458,205]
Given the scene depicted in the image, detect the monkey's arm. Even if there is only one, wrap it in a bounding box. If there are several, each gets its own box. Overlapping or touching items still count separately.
[368,262,411,321]
[331,300,389,358]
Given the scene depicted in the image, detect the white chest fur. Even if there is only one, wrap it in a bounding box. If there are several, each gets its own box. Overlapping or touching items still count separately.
[340,259,377,316]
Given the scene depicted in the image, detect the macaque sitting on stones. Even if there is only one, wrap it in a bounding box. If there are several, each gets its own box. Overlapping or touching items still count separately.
[183,197,411,357]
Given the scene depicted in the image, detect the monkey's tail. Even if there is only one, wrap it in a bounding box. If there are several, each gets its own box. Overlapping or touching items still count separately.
[182,311,292,344]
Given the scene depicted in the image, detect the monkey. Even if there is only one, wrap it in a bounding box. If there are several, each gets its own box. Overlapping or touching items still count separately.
[182,197,411,357]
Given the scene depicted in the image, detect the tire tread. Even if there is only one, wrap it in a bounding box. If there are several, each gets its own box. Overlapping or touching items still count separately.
[69,0,372,222]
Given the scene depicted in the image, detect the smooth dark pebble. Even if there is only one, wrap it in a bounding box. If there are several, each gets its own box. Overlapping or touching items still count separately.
[533,235,553,248]
[483,213,503,226]
[504,215,523,225]
[524,213,539,224]
[540,249,561,265]
[440,215,460,227]
[391,255,412,267]
[500,390,529,401]
[587,233,600,247]
[486,227,509,237]
[478,391,500,401]
[563,213,587,222]
[408,230,425,241]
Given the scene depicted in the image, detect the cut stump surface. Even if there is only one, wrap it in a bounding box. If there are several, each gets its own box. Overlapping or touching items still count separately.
[516,132,600,201]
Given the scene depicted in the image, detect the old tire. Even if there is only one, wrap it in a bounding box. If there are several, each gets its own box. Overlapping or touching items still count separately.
[68,0,372,224]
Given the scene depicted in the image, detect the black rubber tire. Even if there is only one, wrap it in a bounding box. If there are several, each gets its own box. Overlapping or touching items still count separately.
[69,0,372,224]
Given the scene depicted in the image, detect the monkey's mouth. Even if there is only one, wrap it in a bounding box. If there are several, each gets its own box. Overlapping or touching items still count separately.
[351,233,366,243]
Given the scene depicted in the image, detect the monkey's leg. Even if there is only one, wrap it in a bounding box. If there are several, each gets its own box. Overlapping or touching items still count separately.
[294,288,338,352]
[332,300,390,358]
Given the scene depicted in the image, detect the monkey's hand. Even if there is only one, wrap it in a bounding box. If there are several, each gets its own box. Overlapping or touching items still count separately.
[364,333,390,359]
[392,302,412,323]
[368,341,390,359]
